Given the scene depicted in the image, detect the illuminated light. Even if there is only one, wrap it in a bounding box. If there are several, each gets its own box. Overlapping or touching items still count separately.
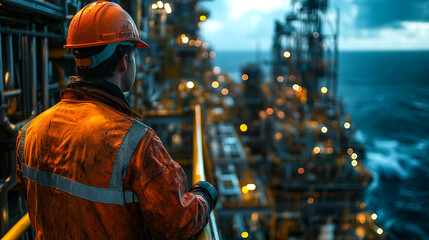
[242,186,249,194]
[298,167,305,174]
[210,51,216,58]
[371,213,378,220]
[344,122,351,129]
[213,66,221,74]
[240,124,248,132]
[241,231,249,238]
[347,148,354,155]
[180,34,186,39]
[172,134,182,145]
[300,97,307,103]
[221,88,229,95]
[200,15,207,21]
[202,42,209,49]
[355,227,366,239]
[356,213,366,224]
[178,84,185,92]
[212,81,219,89]
[251,213,259,221]
[326,147,334,154]
[307,197,314,204]
[164,3,172,13]
[274,132,283,141]
[195,39,202,47]
[351,153,358,159]
[151,3,158,9]
[321,87,328,94]
[313,32,320,38]
[242,74,249,81]
[189,40,195,46]
[266,108,274,115]
[277,76,284,83]
[313,147,321,154]
[283,51,291,58]
[293,84,301,91]
[157,1,163,8]
[310,121,318,128]
[321,126,328,133]
[360,202,366,209]
[218,75,225,82]
[351,160,358,167]
[182,37,189,44]
[186,81,194,89]
[202,52,208,58]
[259,111,267,119]
[377,228,383,235]
[5,72,10,85]
[277,111,285,119]
[246,183,256,191]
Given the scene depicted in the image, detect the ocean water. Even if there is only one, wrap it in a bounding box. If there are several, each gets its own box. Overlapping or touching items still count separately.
[213,50,429,239]
[338,51,429,240]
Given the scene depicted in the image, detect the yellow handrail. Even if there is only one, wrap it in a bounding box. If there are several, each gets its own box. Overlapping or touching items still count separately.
[1,213,31,240]
[193,105,221,240]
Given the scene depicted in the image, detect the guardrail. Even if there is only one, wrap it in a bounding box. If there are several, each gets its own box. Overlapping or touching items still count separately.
[1,213,31,240]
[193,105,221,240]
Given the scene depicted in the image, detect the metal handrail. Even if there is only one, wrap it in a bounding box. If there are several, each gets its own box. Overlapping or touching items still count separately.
[193,105,221,240]
[1,213,31,240]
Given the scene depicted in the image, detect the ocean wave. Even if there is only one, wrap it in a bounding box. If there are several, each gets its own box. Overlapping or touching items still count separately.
[365,138,421,181]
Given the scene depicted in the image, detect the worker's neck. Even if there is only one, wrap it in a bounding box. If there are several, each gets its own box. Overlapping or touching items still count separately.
[104,73,125,92]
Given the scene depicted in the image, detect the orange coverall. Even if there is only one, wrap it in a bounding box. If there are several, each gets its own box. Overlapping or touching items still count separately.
[16,81,212,239]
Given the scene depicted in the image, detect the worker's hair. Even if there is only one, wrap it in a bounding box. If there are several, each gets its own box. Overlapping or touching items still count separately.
[73,44,135,81]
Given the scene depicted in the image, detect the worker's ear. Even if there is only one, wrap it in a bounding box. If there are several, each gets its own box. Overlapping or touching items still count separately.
[118,53,129,73]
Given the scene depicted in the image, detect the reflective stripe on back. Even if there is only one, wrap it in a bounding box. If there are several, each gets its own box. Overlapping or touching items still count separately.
[21,164,137,204]
[19,120,147,205]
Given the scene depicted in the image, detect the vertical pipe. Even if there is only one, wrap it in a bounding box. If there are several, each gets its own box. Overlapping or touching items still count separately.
[31,24,38,115]
[6,34,14,90]
[0,182,9,237]
[0,33,5,121]
[42,26,49,110]
[22,33,30,117]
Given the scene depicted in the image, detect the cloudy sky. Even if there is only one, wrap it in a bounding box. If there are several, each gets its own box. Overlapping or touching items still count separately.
[199,0,429,51]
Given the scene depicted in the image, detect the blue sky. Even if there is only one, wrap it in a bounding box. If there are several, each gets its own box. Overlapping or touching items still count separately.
[199,0,429,51]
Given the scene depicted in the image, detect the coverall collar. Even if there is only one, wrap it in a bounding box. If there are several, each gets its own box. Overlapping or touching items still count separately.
[62,76,142,119]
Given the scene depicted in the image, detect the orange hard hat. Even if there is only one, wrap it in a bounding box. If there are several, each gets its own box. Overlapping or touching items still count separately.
[64,1,148,49]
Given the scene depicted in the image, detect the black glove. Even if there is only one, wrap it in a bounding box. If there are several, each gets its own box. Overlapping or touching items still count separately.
[190,181,218,212]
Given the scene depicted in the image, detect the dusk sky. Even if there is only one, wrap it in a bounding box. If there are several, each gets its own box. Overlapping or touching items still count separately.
[199,0,429,51]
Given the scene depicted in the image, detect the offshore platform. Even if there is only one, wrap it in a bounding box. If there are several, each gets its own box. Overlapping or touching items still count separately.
[0,0,388,239]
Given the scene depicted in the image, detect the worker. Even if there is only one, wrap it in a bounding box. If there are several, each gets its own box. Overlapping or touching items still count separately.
[16,1,217,239]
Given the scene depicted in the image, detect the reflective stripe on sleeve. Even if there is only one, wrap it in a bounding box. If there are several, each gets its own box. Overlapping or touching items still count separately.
[21,164,138,204]
[18,120,33,164]
[109,121,148,189]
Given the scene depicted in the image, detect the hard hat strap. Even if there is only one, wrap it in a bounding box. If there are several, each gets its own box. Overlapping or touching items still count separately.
[75,41,136,69]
